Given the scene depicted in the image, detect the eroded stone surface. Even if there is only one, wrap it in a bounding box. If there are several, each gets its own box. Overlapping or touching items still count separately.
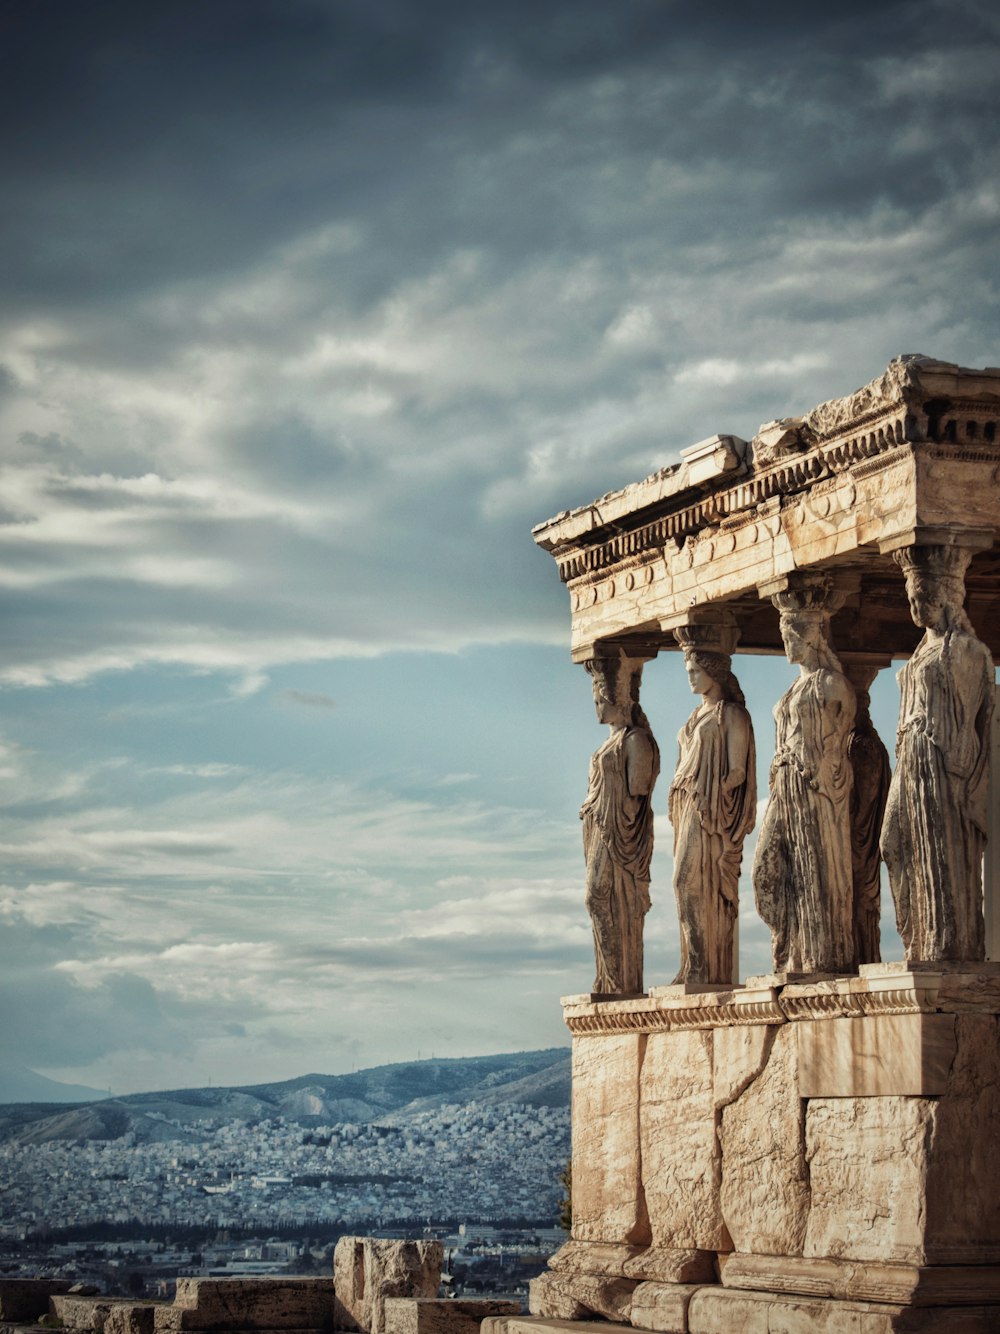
[526,1275,584,1322]
[103,1309,155,1334]
[804,1096,933,1264]
[621,1249,715,1285]
[629,1282,701,1333]
[687,1286,1000,1333]
[924,1014,1000,1263]
[528,1273,633,1323]
[719,1024,808,1256]
[722,1253,1000,1306]
[333,1240,441,1334]
[382,1298,520,1334]
[712,1024,774,1109]
[571,1034,647,1244]
[640,1029,727,1251]
[51,1298,118,1332]
[796,1013,957,1097]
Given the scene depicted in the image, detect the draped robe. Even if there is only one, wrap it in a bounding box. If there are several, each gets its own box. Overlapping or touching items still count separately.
[668,701,756,984]
[881,630,993,961]
[753,668,855,974]
[581,724,659,994]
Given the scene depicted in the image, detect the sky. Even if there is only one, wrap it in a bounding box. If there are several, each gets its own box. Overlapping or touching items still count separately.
[1,0,999,1096]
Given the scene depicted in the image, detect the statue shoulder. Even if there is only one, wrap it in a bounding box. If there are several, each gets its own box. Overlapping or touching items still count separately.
[817,667,854,707]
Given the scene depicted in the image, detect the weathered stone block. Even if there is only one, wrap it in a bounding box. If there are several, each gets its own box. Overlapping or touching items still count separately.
[571,1033,647,1245]
[687,1286,1000,1332]
[52,1297,132,1332]
[712,1024,774,1110]
[155,1278,337,1332]
[525,1276,583,1323]
[924,1014,1000,1263]
[722,1253,1000,1306]
[629,1282,702,1333]
[640,1030,727,1252]
[528,1272,633,1323]
[804,1095,932,1264]
[547,1240,641,1277]
[482,1319,618,1334]
[719,1023,808,1256]
[382,1298,520,1334]
[796,1013,956,1097]
[333,1238,442,1334]
[621,1248,715,1285]
[103,1307,155,1334]
[0,1280,72,1322]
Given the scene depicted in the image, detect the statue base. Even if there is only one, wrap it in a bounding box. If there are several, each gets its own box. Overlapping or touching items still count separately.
[534,964,1000,1331]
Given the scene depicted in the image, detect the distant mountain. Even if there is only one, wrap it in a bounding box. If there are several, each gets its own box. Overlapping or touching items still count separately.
[0,1064,105,1104]
[0,1048,570,1147]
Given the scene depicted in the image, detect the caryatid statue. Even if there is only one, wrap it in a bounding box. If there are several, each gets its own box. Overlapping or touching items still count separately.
[843,658,891,967]
[668,632,756,986]
[580,649,660,995]
[752,576,856,975]
[881,544,994,962]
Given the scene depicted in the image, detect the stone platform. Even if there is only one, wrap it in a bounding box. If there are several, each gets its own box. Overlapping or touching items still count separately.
[524,965,1000,1331]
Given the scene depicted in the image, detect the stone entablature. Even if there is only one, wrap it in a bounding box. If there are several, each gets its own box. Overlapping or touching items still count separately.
[533,355,1000,663]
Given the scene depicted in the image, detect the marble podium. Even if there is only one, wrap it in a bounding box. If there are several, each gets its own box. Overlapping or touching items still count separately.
[501,357,1000,1333]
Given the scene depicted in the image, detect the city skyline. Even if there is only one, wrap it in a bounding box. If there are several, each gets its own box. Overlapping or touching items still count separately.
[2,0,999,1094]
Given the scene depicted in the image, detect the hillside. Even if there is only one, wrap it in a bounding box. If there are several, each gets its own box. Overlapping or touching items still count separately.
[0,1064,105,1104]
[0,1048,570,1146]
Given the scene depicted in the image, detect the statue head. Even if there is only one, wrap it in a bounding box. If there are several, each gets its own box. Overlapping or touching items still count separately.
[586,651,645,728]
[893,544,973,633]
[683,648,746,707]
[771,575,843,673]
[778,609,828,666]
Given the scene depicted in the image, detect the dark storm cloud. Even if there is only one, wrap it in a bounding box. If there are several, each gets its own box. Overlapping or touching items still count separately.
[3,0,997,314]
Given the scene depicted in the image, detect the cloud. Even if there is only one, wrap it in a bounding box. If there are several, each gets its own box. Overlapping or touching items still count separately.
[0,0,995,691]
[281,689,338,710]
[0,0,989,1089]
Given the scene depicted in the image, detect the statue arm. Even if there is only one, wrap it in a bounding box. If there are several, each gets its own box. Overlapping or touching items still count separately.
[941,638,992,784]
[814,670,855,799]
[624,728,656,799]
[722,706,751,792]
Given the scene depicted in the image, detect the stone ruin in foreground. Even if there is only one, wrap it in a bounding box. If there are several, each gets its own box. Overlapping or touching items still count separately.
[511,355,1000,1332]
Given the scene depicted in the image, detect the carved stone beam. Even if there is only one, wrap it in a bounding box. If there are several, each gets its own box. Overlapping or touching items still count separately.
[757,569,858,614]
[878,525,994,559]
[661,606,740,657]
[573,634,663,667]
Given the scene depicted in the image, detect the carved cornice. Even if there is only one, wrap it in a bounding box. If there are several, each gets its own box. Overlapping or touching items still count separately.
[855,987,941,1016]
[563,993,784,1036]
[537,357,1000,594]
[561,967,1000,1035]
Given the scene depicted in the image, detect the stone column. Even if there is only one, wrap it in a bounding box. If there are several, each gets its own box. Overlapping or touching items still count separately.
[840,654,892,967]
[580,644,660,997]
[752,573,856,976]
[881,542,994,962]
[664,610,756,987]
